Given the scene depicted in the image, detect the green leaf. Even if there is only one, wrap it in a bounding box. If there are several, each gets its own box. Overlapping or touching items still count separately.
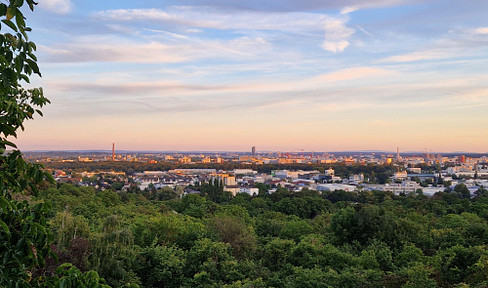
[0,196,13,210]
[6,7,15,20]
[15,10,26,31]
[0,140,18,148]
[0,4,6,15]
[60,278,68,288]
[25,58,40,75]
[1,19,18,32]
[15,0,25,7]
[56,263,74,272]
[0,218,10,235]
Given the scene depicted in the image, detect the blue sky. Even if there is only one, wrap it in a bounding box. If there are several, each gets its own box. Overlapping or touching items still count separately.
[14,0,488,152]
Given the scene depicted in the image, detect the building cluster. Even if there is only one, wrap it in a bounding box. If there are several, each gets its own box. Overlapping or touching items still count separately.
[51,161,488,198]
[21,146,487,197]
[24,147,488,168]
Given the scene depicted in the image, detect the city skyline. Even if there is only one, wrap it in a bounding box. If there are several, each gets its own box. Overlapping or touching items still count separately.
[19,146,488,155]
[15,0,488,152]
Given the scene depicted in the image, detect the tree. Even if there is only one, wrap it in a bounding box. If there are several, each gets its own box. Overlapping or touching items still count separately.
[455,184,471,199]
[330,207,357,243]
[0,1,109,286]
[209,212,257,260]
[1,1,54,285]
[185,238,239,286]
[261,238,295,271]
[134,245,186,288]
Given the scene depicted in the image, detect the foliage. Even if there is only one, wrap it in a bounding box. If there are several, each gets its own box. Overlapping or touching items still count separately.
[38,264,111,288]
[29,178,488,288]
[0,1,109,286]
[134,245,186,288]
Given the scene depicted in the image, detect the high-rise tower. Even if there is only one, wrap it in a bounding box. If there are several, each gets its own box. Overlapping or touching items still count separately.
[112,143,115,161]
[251,146,256,156]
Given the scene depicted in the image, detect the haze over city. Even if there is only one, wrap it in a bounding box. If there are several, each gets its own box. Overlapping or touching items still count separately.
[16,0,488,152]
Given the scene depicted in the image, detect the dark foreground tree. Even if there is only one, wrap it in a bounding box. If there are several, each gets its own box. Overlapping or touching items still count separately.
[0,1,109,286]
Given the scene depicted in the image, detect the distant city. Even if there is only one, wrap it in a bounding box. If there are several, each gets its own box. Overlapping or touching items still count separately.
[22,143,488,163]
[23,144,488,199]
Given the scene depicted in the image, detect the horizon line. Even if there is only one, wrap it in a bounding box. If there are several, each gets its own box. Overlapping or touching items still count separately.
[20,149,488,155]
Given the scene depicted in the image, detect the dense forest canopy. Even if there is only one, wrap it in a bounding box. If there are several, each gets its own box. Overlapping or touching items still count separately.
[32,180,488,288]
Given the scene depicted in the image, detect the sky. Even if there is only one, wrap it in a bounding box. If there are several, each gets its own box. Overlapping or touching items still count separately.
[13,0,488,152]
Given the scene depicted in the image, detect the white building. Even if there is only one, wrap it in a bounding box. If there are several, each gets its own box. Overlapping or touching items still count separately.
[421,186,445,196]
[393,171,408,180]
[324,168,335,176]
[316,184,356,192]
[275,170,289,179]
[346,174,364,185]
[233,169,257,175]
[407,167,422,174]
[365,180,421,195]
[238,187,259,196]
[224,187,239,196]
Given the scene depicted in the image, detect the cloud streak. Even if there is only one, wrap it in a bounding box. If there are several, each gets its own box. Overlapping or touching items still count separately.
[95,6,355,53]
[322,18,355,52]
[95,7,334,32]
[38,35,272,63]
[379,49,454,63]
[155,0,432,12]
[474,27,488,35]
[38,0,73,14]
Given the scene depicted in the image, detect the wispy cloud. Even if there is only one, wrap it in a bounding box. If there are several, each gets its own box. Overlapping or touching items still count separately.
[338,0,430,13]
[154,0,431,12]
[39,40,190,63]
[322,18,355,52]
[357,26,373,37]
[38,0,73,14]
[312,67,394,82]
[379,49,454,63]
[50,81,226,95]
[340,6,359,15]
[378,26,488,63]
[45,66,394,99]
[474,27,488,35]
[40,66,403,120]
[38,34,272,63]
[95,6,355,53]
[95,7,332,32]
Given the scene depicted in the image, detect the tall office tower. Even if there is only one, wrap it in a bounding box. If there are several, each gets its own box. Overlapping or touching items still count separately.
[112,143,115,161]
[251,146,256,156]
[397,147,400,161]
[458,155,466,163]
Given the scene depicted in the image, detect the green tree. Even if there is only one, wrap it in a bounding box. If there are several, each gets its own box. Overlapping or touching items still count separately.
[209,214,257,260]
[402,264,436,288]
[185,238,240,286]
[261,238,295,271]
[132,213,206,250]
[455,184,471,199]
[280,217,314,242]
[330,207,356,243]
[0,0,53,286]
[0,1,109,286]
[90,215,139,286]
[134,245,186,288]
